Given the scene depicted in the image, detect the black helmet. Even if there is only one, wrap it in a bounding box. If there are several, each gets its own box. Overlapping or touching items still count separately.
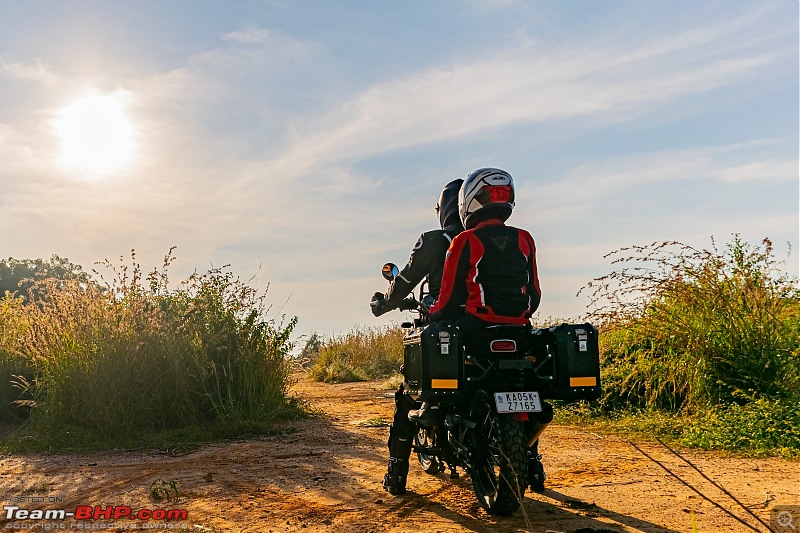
[459,168,515,229]
[435,178,464,229]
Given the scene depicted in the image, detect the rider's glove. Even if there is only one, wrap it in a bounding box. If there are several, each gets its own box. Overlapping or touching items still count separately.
[370,292,390,317]
[398,297,418,312]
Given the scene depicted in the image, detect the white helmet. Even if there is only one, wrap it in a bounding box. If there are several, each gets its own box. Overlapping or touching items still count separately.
[458,168,515,229]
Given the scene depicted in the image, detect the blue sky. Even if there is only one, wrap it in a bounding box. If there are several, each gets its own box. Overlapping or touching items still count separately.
[1,1,797,342]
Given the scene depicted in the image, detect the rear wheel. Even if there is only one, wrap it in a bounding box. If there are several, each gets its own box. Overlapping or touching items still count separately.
[415,427,440,475]
[469,392,528,515]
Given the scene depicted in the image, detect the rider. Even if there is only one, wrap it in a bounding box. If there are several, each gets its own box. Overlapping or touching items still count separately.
[418,167,553,493]
[370,178,464,496]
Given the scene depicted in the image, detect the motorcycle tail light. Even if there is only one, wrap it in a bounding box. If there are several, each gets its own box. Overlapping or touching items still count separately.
[512,412,529,422]
[490,340,517,352]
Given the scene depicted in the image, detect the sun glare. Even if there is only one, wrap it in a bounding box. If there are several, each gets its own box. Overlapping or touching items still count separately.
[53,91,137,178]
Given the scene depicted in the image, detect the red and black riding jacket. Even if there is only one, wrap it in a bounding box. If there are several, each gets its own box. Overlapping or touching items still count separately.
[429,219,541,325]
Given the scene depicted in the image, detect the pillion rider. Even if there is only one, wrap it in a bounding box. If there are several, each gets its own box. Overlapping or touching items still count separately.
[413,167,553,493]
[370,178,464,496]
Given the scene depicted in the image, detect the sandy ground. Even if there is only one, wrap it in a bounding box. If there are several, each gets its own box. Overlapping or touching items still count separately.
[0,374,797,533]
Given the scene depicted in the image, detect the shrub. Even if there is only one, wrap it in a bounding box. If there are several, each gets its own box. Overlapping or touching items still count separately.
[553,399,800,458]
[0,295,32,422]
[0,255,95,302]
[309,325,404,383]
[0,250,297,445]
[581,235,799,413]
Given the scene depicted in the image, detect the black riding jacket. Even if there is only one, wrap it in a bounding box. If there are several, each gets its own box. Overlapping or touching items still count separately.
[429,219,541,325]
[384,223,462,310]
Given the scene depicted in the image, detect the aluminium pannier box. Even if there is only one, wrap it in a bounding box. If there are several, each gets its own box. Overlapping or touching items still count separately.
[530,323,601,401]
[402,322,461,398]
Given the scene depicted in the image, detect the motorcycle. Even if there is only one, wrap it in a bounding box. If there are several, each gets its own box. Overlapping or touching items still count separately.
[377,262,602,515]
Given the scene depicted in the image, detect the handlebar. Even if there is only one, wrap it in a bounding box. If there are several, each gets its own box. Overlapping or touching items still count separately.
[399,296,429,316]
[398,297,417,311]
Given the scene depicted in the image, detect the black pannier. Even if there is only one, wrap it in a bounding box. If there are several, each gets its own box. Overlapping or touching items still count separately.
[402,321,601,402]
[402,322,461,399]
[529,323,601,401]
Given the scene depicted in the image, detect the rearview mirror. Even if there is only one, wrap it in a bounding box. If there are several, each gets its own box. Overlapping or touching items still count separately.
[382,263,399,282]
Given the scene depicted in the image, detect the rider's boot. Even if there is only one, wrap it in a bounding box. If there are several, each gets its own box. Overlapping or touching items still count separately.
[527,440,546,493]
[525,402,552,493]
[383,457,409,495]
[383,388,415,495]
[384,428,412,495]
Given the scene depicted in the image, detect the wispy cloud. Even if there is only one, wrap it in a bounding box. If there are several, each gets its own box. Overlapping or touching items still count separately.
[0,59,61,85]
[0,2,794,337]
[711,159,797,184]
[252,10,784,189]
[222,25,271,45]
[109,5,792,297]
[461,0,518,12]
[533,139,797,206]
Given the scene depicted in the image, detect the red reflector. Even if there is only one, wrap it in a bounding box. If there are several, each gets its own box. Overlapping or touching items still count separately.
[512,412,529,422]
[490,340,517,352]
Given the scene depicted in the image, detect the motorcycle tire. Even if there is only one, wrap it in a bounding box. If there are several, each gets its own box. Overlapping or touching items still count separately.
[469,391,528,515]
[414,427,440,475]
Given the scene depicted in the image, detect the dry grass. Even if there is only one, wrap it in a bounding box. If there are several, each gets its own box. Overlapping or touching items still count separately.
[0,249,298,447]
[568,234,800,456]
[581,235,799,411]
[309,325,405,383]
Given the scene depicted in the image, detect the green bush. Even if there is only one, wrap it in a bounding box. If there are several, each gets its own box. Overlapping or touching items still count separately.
[583,236,799,412]
[0,250,297,447]
[0,296,32,422]
[571,235,800,456]
[309,325,404,383]
[0,255,95,302]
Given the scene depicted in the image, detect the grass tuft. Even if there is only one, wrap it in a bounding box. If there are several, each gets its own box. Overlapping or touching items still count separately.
[582,236,799,412]
[309,325,404,383]
[0,249,300,450]
[576,235,799,457]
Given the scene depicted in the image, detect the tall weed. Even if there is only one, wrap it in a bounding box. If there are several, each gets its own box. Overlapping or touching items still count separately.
[0,296,32,422]
[0,250,297,444]
[581,236,799,412]
[309,325,404,383]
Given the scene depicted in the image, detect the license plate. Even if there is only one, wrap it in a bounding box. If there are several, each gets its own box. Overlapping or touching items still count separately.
[494,391,542,413]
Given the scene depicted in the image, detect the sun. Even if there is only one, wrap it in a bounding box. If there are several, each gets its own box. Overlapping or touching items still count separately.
[53,91,137,178]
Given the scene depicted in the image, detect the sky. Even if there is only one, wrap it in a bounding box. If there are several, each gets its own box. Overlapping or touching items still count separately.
[1,0,797,345]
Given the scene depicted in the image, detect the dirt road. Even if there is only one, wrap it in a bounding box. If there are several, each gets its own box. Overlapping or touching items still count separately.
[0,375,797,532]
